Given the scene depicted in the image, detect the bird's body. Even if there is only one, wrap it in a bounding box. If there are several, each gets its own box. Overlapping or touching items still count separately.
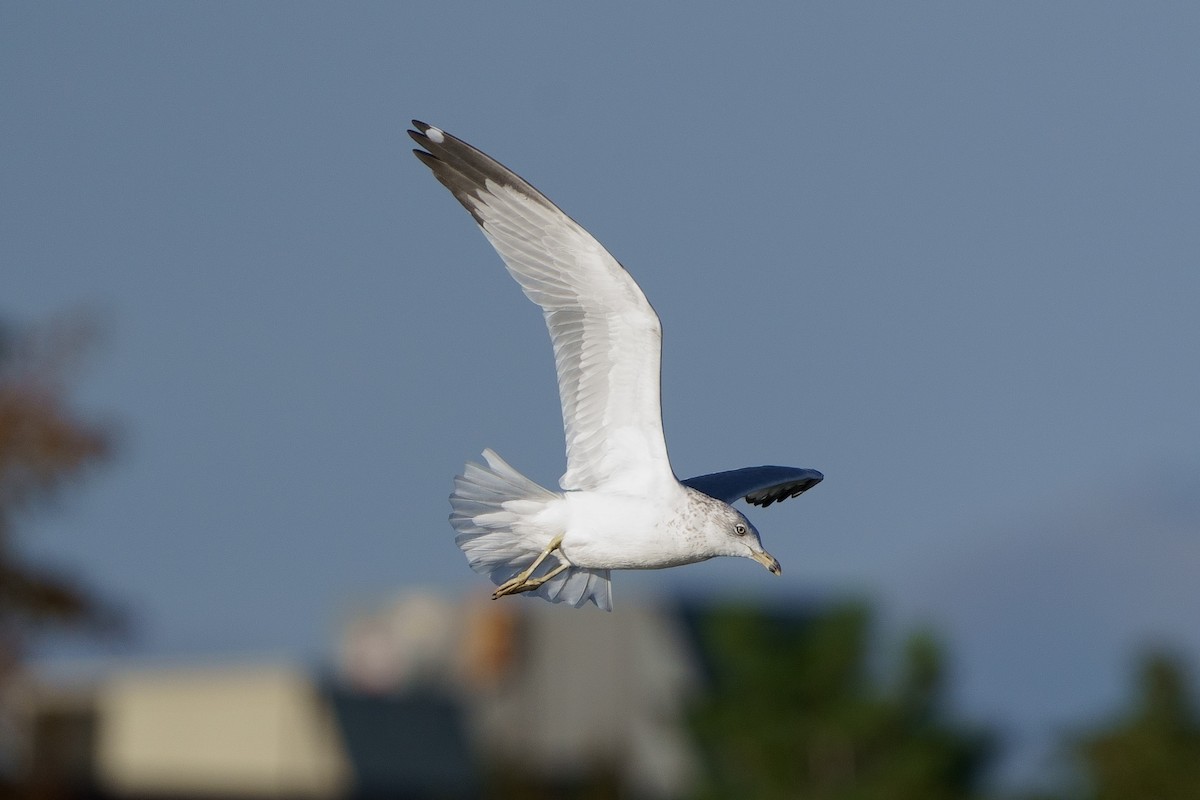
[410,121,823,610]
[516,483,752,571]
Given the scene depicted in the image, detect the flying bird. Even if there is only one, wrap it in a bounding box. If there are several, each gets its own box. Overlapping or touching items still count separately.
[410,121,823,610]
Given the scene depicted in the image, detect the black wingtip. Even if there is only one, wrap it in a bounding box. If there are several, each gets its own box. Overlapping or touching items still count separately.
[412,149,440,169]
[408,121,434,150]
[408,128,430,148]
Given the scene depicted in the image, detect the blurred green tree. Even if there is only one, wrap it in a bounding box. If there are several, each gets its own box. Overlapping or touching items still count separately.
[1076,651,1200,800]
[687,601,993,800]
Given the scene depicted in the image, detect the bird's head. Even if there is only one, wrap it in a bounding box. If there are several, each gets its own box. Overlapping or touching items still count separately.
[693,492,781,575]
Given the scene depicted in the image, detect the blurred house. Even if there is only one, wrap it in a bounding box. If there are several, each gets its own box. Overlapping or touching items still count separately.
[338,592,702,797]
[12,664,353,799]
[10,593,702,799]
[96,665,351,797]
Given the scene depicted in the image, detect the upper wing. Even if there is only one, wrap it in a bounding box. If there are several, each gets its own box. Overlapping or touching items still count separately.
[682,466,824,507]
[410,121,673,491]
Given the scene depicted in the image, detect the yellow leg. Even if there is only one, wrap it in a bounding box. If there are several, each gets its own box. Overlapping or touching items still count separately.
[493,534,567,599]
[495,563,570,598]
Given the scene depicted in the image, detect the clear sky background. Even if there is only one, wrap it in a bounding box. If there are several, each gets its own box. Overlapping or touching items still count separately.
[4,3,1198,791]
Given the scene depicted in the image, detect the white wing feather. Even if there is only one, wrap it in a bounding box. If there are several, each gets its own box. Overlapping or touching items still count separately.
[411,123,673,491]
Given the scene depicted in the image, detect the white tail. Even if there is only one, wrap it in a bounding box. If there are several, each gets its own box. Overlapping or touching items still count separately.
[449,449,612,610]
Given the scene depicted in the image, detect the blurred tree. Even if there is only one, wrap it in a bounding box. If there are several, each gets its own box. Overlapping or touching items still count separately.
[0,315,116,657]
[1076,651,1200,800]
[687,601,993,800]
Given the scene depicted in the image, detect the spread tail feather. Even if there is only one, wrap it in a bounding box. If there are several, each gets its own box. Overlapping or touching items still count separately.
[449,449,612,611]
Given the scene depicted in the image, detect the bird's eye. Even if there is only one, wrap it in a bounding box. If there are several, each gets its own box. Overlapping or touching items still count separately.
[734,523,747,536]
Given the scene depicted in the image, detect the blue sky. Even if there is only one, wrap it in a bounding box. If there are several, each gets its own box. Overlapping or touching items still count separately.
[4,3,1199,790]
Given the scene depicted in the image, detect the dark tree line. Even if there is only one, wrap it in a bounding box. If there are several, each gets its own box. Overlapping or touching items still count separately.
[1075,651,1200,800]
[688,602,992,800]
[687,601,1200,800]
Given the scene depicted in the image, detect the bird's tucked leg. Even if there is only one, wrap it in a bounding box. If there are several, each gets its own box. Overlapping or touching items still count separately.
[493,534,569,599]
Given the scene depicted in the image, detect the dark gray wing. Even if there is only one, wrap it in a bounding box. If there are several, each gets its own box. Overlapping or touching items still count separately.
[682,466,824,507]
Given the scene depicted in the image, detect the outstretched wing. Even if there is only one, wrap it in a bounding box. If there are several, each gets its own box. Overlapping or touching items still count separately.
[682,466,824,507]
[410,121,672,491]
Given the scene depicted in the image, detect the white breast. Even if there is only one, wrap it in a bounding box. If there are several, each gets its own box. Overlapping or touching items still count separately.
[556,485,711,570]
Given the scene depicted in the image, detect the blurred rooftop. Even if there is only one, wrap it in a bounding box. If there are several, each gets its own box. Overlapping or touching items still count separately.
[8,591,703,799]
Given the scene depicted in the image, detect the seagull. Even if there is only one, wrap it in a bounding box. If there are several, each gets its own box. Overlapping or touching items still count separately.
[410,121,823,610]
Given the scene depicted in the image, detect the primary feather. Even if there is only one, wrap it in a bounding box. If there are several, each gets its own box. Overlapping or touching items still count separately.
[410,121,671,493]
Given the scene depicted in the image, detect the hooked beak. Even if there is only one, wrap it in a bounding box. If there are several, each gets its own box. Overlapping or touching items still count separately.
[750,549,782,576]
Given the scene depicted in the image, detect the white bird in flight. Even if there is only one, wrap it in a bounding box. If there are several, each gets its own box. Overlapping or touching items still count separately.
[410,121,823,610]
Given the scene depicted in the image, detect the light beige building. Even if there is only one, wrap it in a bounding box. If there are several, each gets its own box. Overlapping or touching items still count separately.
[12,593,703,798]
[96,664,350,797]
